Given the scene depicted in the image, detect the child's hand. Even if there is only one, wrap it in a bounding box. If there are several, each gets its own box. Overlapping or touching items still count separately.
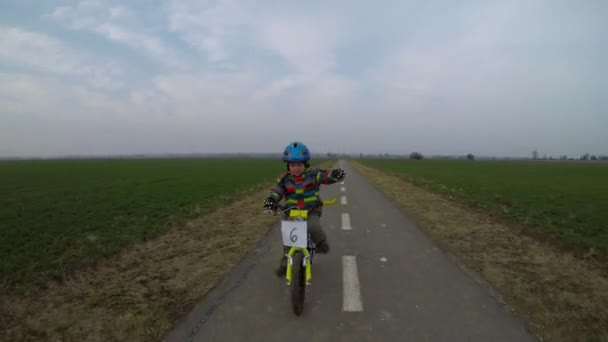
[331,168,346,181]
[263,197,277,211]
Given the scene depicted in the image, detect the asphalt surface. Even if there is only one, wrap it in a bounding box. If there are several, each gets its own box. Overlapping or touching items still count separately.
[164,160,536,342]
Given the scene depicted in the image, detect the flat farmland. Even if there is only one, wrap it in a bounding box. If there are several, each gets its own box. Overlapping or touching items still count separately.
[360,159,608,254]
[1,158,285,295]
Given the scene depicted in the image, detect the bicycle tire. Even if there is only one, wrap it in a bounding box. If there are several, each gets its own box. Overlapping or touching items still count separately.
[290,251,306,316]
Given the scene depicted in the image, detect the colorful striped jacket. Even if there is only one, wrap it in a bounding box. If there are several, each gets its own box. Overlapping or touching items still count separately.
[268,167,340,214]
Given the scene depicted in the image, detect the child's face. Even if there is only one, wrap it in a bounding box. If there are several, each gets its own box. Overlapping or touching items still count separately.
[288,162,305,176]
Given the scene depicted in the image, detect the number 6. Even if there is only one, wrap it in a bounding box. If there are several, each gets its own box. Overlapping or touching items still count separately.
[290,227,298,243]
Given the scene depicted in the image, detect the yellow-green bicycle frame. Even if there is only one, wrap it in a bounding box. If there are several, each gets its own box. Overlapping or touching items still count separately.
[284,198,337,285]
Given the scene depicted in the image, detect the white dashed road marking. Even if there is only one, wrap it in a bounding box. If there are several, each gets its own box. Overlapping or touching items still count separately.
[342,256,363,312]
[341,186,346,192]
[341,213,352,230]
[341,196,348,205]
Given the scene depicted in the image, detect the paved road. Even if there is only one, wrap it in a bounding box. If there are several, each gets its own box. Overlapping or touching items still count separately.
[164,160,536,342]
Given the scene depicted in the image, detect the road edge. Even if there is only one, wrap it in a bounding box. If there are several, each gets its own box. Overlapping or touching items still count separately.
[162,222,279,342]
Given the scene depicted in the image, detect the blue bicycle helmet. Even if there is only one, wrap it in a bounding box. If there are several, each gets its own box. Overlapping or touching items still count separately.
[283,141,310,163]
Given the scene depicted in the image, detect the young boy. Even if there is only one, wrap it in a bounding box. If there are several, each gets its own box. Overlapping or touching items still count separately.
[263,141,346,276]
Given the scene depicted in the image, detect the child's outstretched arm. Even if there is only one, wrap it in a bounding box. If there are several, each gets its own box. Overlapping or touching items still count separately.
[316,167,346,185]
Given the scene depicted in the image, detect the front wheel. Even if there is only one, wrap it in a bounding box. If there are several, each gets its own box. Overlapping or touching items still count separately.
[290,251,306,316]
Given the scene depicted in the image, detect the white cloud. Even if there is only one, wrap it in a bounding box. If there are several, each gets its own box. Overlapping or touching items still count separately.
[46,1,185,68]
[148,70,271,120]
[256,15,344,75]
[0,71,131,120]
[166,0,247,63]
[93,22,184,68]
[165,0,355,99]
[109,6,133,19]
[252,77,303,100]
[0,26,124,90]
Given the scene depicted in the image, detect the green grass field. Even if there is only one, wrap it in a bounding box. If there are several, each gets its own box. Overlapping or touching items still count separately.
[1,158,293,295]
[360,159,608,253]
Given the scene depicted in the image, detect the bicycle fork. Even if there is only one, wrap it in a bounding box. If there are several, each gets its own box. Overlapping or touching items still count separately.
[285,248,313,285]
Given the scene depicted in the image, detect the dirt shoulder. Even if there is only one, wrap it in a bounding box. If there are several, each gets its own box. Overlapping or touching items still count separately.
[351,160,608,342]
[1,182,281,342]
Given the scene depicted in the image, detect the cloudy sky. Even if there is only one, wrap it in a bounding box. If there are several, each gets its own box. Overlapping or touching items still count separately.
[1,0,606,158]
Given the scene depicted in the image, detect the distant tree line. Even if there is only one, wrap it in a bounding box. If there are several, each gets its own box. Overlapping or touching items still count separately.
[532,150,607,161]
[350,151,608,161]
[408,152,473,160]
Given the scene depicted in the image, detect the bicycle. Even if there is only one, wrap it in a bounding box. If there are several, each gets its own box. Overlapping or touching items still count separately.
[264,198,337,316]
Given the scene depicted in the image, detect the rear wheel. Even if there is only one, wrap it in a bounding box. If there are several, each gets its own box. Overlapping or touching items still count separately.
[290,252,306,316]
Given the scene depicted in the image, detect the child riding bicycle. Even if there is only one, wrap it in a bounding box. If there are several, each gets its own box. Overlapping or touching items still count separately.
[263,141,346,276]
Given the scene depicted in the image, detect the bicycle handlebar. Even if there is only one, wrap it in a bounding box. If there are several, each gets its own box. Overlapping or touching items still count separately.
[263,198,338,215]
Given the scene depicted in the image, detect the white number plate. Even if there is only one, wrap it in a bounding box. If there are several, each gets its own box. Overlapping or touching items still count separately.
[281,220,308,248]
